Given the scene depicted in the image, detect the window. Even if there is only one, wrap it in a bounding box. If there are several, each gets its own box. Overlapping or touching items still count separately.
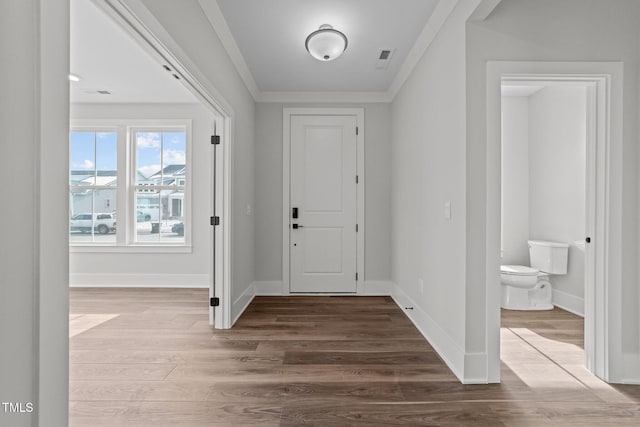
[69,131,117,243]
[69,121,190,250]
[133,130,186,243]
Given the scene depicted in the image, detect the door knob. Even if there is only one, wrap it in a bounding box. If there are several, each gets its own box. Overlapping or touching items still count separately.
[292,224,304,229]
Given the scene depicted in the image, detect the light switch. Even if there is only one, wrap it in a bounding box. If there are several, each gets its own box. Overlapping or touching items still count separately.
[444,201,451,220]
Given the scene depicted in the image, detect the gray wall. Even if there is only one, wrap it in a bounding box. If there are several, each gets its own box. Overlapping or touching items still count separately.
[501,96,530,264]
[529,86,586,300]
[390,0,477,379]
[467,0,640,380]
[0,0,70,425]
[254,103,392,282]
[137,0,256,319]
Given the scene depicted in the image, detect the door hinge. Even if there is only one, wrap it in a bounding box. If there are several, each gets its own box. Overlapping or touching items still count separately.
[356,224,359,232]
[356,273,359,281]
[356,126,359,136]
[210,216,220,226]
[210,297,220,307]
[356,175,359,184]
[211,135,220,145]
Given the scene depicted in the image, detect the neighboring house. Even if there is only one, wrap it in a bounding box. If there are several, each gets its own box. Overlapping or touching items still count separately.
[70,167,185,221]
[69,170,117,215]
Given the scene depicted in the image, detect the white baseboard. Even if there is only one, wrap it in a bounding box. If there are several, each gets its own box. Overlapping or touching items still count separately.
[231,283,255,325]
[253,280,394,296]
[552,289,584,317]
[254,281,285,295]
[358,280,393,295]
[69,273,209,288]
[390,282,469,383]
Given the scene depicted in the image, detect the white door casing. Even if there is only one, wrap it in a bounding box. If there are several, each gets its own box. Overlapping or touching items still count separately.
[283,108,365,294]
[486,61,623,383]
[290,115,357,293]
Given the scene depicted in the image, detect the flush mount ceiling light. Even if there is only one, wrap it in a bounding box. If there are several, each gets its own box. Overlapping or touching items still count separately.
[305,24,348,62]
[68,73,82,82]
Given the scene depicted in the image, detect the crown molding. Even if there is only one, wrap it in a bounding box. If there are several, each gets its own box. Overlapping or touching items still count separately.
[197,0,260,99]
[387,0,460,99]
[257,91,391,104]
[468,0,502,22]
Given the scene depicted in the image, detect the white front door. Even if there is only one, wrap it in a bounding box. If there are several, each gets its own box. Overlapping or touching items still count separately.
[289,115,357,293]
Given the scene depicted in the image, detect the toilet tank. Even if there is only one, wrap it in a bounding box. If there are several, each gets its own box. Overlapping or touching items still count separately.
[528,240,569,274]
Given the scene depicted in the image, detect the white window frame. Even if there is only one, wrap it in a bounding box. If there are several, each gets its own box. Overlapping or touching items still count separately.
[70,119,192,253]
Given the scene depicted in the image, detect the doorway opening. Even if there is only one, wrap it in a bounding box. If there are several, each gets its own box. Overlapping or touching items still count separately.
[500,79,590,385]
[486,61,623,384]
[69,0,232,330]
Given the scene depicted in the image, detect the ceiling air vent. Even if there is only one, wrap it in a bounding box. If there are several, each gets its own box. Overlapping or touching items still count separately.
[376,49,394,69]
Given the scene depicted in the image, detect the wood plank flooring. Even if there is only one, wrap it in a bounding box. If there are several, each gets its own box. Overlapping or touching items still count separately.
[69,288,640,426]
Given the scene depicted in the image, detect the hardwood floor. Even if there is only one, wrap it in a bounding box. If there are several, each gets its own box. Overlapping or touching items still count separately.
[69,288,640,426]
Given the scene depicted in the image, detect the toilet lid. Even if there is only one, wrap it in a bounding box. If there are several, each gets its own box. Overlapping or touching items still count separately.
[500,265,539,276]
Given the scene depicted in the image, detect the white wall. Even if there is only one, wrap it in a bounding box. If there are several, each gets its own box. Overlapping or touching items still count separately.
[529,86,586,303]
[69,103,214,288]
[390,0,481,382]
[0,0,69,425]
[254,103,392,285]
[501,96,529,264]
[133,0,257,321]
[467,0,640,382]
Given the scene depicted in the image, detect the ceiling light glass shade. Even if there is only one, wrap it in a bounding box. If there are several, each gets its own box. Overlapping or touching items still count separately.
[305,24,348,61]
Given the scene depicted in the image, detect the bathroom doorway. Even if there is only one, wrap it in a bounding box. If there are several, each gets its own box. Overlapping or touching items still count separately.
[485,61,623,384]
[500,80,589,384]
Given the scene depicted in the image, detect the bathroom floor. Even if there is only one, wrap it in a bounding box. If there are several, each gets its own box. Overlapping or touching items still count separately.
[500,307,619,399]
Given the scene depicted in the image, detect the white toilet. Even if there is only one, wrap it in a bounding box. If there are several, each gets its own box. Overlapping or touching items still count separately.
[501,240,569,310]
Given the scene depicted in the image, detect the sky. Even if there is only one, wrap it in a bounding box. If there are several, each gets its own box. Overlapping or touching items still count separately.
[70,131,186,180]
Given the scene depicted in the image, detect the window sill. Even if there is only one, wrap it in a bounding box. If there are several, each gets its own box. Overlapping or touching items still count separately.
[69,244,193,254]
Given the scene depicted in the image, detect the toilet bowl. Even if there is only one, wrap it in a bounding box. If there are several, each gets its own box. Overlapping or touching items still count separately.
[500,240,569,311]
[500,265,553,310]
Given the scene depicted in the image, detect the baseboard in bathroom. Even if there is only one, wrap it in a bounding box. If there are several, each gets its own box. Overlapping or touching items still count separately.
[552,289,584,317]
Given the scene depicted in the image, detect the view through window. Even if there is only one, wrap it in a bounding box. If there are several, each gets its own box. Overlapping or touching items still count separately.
[69,125,188,246]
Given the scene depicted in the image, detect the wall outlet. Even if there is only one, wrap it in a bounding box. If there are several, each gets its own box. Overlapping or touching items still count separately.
[418,278,424,294]
[246,204,252,215]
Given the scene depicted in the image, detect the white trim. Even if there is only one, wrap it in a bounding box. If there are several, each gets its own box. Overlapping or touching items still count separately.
[258,91,391,104]
[487,61,624,383]
[390,283,467,383]
[468,0,503,22]
[254,281,285,295]
[387,0,459,99]
[196,0,260,99]
[282,108,365,294]
[232,283,255,325]
[552,289,585,317]
[69,245,192,254]
[69,273,209,288]
[99,0,234,330]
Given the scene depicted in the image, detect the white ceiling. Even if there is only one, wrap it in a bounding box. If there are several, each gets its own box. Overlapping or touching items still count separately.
[215,0,440,93]
[70,0,448,103]
[70,0,196,104]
